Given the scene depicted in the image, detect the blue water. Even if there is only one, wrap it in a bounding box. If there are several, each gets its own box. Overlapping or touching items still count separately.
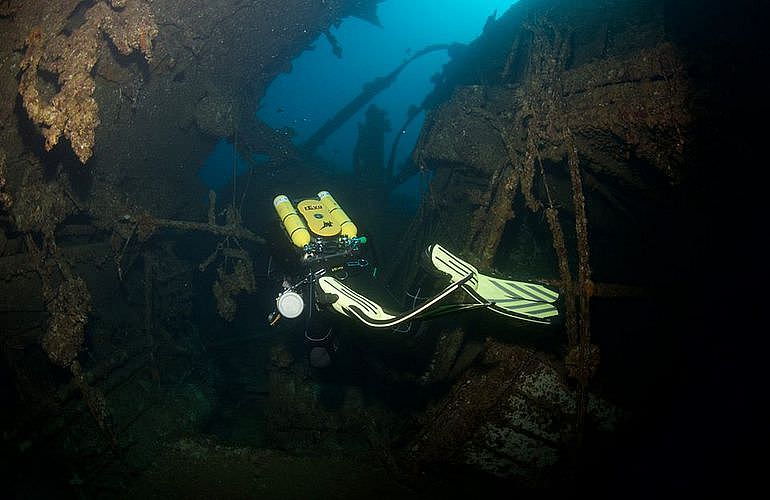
[201,0,519,199]
[198,139,248,191]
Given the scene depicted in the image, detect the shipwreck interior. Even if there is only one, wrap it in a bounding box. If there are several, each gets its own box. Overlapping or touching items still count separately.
[0,0,763,497]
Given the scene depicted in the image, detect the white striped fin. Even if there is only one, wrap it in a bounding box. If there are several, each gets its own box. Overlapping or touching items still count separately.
[430,244,479,290]
[429,243,560,323]
[318,274,473,329]
[477,275,559,304]
[318,276,395,321]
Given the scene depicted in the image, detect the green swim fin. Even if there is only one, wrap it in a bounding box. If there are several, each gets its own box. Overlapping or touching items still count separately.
[428,243,560,324]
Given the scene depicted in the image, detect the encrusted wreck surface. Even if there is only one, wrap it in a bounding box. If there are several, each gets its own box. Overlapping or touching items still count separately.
[380,0,758,490]
[2,0,377,221]
[407,339,619,485]
[0,0,387,495]
[18,1,158,163]
[394,0,689,282]
[1,0,383,337]
[0,0,761,496]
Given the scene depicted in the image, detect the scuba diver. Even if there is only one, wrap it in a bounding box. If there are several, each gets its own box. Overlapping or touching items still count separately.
[266,191,560,366]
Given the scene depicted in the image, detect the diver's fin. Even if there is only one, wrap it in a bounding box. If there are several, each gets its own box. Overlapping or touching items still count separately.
[428,244,560,325]
[317,273,473,329]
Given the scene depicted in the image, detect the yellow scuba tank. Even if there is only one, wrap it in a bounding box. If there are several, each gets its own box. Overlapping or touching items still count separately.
[273,195,311,247]
[318,191,357,237]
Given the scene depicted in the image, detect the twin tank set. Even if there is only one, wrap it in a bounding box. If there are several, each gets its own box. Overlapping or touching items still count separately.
[271,191,365,320]
[273,191,358,247]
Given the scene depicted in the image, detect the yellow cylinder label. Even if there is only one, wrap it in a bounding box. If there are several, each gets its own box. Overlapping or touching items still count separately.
[273,195,311,247]
[297,199,340,237]
[318,191,357,237]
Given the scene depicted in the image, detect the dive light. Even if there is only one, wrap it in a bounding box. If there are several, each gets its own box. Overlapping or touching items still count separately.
[276,290,304,319]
